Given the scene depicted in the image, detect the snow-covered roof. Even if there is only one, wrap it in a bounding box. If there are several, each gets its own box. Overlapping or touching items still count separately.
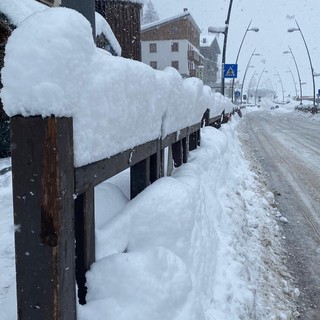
[200,34,221,54]
[141,11,201,34]
[95,12,121,56]
[200,34,217,48]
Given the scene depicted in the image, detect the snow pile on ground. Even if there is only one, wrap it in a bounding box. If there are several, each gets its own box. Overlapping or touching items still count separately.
[0,118,297,320]
[1,5,233,167]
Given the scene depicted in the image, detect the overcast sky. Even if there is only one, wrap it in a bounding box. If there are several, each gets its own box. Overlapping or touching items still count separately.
[151,0,320,97]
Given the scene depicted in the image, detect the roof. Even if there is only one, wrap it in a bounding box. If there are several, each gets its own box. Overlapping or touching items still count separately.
[200,34,221,54]
[141,10,201,34]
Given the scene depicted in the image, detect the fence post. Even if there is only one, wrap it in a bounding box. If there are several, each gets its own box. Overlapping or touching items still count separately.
[202,108,210,127]
[130,158,151,199]
[172,140,183,167]
[11,116,76,320]
[189,132,197,151]
[182,137,188,163]
[150,139,163,182]
[74,189,95,305]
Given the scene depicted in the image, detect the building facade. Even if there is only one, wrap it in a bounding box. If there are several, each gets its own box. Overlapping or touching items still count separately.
[200,35,221,90]
[141,10,204,78]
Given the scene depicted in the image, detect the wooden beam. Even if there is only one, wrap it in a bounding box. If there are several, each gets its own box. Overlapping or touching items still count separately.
[11,116,76,320]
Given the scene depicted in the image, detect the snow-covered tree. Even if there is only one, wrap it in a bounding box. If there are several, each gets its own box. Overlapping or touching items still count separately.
[142,0,159,25]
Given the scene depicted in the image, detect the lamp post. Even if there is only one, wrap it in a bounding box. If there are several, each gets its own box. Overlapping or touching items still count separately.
[61,0,95,38]
[240,49,261,104]
[231,20,259,102]
[286,69,298,101]
[247,71,258,103]
[208,0,234,96]
[255,69,267,105]
[283,46,303,105]
[288,20,316,107]
[274,71,285,103]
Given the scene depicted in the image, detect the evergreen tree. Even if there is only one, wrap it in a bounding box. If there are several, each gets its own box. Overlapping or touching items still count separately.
[142,0,159,25]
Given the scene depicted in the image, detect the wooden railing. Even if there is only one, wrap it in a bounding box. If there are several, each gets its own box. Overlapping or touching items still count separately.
[10,108,224,319]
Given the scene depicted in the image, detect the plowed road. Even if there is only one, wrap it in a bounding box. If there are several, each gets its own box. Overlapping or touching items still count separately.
[240,110,320,320]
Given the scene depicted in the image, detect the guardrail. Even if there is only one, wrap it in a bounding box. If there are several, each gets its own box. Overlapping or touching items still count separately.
[10,108,225,319]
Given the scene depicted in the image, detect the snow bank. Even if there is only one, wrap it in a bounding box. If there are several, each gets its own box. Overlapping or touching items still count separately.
[1,6,234,167]
[1,118,296,319]
[0,0,46,27]
[76,119,295,320]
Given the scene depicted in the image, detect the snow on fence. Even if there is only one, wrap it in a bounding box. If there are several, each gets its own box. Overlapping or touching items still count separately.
[1,7,235,320]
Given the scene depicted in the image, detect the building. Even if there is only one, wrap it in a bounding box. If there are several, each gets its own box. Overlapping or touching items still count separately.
[141,9,204,78]
[200,35,221,90]
[96,0,142,61]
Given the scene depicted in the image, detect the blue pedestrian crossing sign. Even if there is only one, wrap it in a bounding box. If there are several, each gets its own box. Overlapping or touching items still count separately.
[224,64,238,78]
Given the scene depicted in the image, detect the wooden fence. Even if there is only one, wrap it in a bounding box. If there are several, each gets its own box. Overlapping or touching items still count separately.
[10,108,225,319]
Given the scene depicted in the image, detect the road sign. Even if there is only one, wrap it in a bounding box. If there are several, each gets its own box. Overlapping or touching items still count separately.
[234,90,241,99]
[223,64,238,78]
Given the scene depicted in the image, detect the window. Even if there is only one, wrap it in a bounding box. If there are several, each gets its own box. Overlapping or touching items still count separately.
[150,61,158,69]
[149,43,157,53]
[171,42,179,52]
[171,61,179,71]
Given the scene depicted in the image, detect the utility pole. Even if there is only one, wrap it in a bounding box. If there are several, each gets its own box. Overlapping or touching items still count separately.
[61,0,96,38]
[221,0,234,95]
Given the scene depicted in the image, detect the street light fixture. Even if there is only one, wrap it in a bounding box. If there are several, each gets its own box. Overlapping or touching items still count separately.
[288,20,316,107]
[231,20,259,102]
[208,0,234,96]
[283,46,303,105]
[240,49,261,104]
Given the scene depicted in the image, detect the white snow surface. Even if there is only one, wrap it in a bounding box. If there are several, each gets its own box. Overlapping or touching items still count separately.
[0,115,298,320]
[0,0,46,26]
[1,6,232,167]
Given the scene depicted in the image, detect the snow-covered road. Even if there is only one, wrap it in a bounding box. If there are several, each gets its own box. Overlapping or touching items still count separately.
[239,109,320,319]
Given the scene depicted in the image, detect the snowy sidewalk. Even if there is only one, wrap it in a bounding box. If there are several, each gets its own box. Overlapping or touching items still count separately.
[0,117,298,319]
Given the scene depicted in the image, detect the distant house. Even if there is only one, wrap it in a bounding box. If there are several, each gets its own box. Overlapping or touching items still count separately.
[96,0,142,61]
[140,9,204,78]
[200,35,221,89]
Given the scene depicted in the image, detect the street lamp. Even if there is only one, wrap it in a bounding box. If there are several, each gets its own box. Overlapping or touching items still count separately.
[274,71,285,103]
[247,71,258,103]
[288,20,316,107]
[283,46,303,105]
[240,49,261,103]
[286,69,298,101]
[208,0,234,96]
[255,69,268,105]
[231,20,259,102]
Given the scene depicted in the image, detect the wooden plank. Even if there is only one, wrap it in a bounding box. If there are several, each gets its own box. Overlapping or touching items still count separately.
[188,123,201,135]
[161,132,177,149]
[11,116,76,320]
[74,189,95,305]
[75,139,158,195]
[209,114,222,128]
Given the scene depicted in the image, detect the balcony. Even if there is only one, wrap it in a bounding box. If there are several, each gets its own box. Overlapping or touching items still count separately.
[188,50,204,66]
